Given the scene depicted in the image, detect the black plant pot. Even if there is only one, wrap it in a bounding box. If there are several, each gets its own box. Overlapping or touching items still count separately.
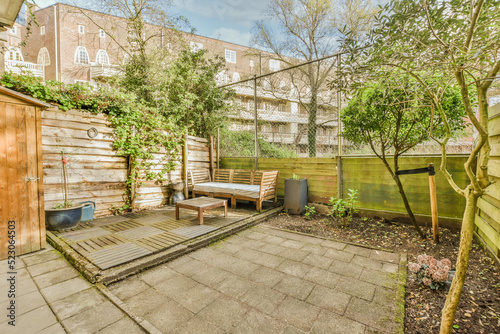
[45,205,84,231]
[284,178,308,214]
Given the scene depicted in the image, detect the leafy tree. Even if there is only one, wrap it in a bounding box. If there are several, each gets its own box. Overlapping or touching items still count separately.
[339,0,500,332]
[252,0,378,157]
[220,129,298,158]
[342,75,465,238]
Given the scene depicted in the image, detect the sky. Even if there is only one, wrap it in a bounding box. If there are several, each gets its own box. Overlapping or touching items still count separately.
[33,0,270,47]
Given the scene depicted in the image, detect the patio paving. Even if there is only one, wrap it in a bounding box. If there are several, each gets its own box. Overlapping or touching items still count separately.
[108,225,406,334]
[51,204,251,270]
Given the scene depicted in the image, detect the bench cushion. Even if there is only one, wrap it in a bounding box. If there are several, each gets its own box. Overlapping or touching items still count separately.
[193,182,237,194]
[232,184,261,199]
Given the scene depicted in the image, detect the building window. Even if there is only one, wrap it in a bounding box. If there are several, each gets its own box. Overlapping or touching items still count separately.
[78,25,85,34]
[250,60,254,67]
[269,59,280,71]
[96,49,110,65]
[74,46,89,64]
[5,48,23,62]
[40,26,45,35]
[232,72,240,82]
[37,47,50,65]
[10,26,17,34]
[225,50,236,63]
[190,41,203,52]
[99,29,105,38]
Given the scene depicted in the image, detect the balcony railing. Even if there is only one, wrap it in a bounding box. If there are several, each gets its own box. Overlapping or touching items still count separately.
[5,60,44,79]
[90,64,120,78]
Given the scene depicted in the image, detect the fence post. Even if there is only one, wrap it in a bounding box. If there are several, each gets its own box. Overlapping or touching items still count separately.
[217,128,220,170]
[209,135,215,180]
[337,53,342,158]
[428,163,439,243]
[254,75,259,170]
[183,134,188,199]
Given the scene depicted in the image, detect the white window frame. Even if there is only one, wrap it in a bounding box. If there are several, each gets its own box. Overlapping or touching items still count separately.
[269,59,280,71]
[99,29,105,38]
[95,49,110,65]
[190,41,203,52]
[5,47,23,62]
[74,46,89,64]
[250,60,254,67]
[225,50,236,63]
[232,72,240,82]
[10,26,17,34]
[37,47,50,65]
[40,26,45,35]
[78,25,85,34]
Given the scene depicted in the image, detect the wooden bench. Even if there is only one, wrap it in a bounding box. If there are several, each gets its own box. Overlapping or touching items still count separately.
[189,169,280,212]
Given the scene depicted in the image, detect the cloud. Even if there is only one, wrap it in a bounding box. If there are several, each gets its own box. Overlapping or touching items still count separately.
[211,27,251,46]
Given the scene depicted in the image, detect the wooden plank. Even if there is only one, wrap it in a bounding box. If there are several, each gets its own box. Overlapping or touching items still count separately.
[0,103,7,259]
[475,214,500,250]
[17,105,29,254]
[6,102,20,258]
[42,136,115,149]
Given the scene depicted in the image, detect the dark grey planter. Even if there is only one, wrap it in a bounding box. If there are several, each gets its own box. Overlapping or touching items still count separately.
[45,205,83,231]
[284,178,308,214]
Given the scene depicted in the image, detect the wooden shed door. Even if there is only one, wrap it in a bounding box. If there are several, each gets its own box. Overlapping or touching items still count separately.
[0,102,45,260]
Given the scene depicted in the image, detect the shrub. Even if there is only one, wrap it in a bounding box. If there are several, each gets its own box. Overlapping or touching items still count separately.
[304,205,316,220]
[408,255,452,290]
[328,189,358,227]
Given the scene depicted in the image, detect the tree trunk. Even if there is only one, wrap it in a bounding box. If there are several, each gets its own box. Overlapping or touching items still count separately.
[393,173,426,239]
[308,87,318,157]
[439,187,479,334]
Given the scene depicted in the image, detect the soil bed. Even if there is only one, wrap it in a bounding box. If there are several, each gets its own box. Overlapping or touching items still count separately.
[264,212,500,334]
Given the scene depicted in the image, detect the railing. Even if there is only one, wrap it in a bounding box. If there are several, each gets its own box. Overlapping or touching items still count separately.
[5,60,44,79]
[90,64,120,78]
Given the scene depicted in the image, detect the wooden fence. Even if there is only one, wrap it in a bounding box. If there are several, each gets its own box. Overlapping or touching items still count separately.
[475,102,500,260]
[42,108,213,218]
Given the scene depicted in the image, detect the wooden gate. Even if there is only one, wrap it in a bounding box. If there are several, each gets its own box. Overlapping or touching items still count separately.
[0,87,48,260]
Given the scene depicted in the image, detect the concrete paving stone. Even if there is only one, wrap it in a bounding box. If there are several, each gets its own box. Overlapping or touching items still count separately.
[345,297,394,333]
[259,243,288,256]
[98,316,145,333]
[365,326,387,334]
[174,283,221,313]
[234,248,285,269]
[191,266,230,287]
[216,256,260,277]
[240,284,286,314]
[62,301,125,334]
[198,296,249,331]
[21,250,62,267]
[0,305,58,333]
[168,257,211,277]
[108,276,150,301]
[320,239,347,250]
[306,285,351,315]
[273,276,315,301]
[214,274,255,299]
[273,296,321,331]
[310,309,366,334]
[50,287,107,320]
[15,290,46,317]
[304,267,341,289]
[359,268,396,289]
[370,249,400,263]
[174,315,226,334]
[229,308,287,334]
[277,248,311,262]
[37,322,67,334]
[336,277,376,301]
[282,239,306,249]
[26,258,69,277]
[276,259,313,278]
[40,276,91,304]
[15,277,39,298]
[137,265,177,287]
[382,262,399,273]
[244,230,269,240]
[260,227,316,244]
[351,255,384,271]
[329,260,364,279]
[168,253,193,267]
[262,234,288,245]
[344,244,373,257]
[238,238,267,251]
[372,287,397,308]
[143,299,194,332]
[154,273,198,299]
[189,247,219,262]
[323,248,355,262]
[0,257,25,270]
[0,268,30,287]
[32,266,80,289]
[213,241,245,255]
[247,266,286,287]
[121,287,170,317]
[300,243,327,256]
[281,325,308,334]
[302,253,334,270]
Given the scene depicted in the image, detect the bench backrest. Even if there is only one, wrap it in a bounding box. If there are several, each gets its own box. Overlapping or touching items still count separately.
[259,171,280,196]
[188,169,211,188]
[213,169,278,186]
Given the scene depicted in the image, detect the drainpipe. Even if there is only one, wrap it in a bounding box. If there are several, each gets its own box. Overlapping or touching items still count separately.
[54,5,59,81]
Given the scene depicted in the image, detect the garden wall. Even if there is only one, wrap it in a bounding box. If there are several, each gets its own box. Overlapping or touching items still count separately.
[475,102,500,260]
[42,107,212,218]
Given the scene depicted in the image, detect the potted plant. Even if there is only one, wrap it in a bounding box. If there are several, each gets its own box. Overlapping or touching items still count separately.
[284,173,308,214]
[45,152,84,230]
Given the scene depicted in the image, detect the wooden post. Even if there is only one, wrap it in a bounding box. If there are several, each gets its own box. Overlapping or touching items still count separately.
[209,135,215,180]
[183,134,188,199]
[428,163,439,243]
[127,155,136,210]
[61,151,69,205]
[217,128,220,170]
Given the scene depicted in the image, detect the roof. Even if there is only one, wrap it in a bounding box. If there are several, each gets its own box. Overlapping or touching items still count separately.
[0,86,52,108]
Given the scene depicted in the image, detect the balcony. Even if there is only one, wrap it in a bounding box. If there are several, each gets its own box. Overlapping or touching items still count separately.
[90,64,120,78]
[5,60,44,79]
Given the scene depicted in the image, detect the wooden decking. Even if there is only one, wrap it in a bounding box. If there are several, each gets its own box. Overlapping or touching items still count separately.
[52,206,249,270]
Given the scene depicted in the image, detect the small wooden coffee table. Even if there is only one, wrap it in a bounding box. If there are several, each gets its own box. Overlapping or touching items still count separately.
[175,197,228,225]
